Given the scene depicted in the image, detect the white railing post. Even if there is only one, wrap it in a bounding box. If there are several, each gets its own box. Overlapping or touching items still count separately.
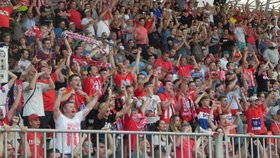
[214,130,224,158]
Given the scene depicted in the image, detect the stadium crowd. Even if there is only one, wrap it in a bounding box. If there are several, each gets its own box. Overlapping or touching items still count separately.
[0,0,280,157]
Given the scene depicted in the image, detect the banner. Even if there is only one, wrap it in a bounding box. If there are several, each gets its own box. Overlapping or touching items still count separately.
[0,47,8,83]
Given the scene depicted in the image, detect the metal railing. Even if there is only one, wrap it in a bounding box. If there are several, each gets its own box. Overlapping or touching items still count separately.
[0,128,279,158]
[0,129,213,158]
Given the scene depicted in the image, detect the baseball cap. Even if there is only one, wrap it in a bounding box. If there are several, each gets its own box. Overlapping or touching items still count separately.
[249,95,258,102]
[28,114,39,121]
[138,71,147,77]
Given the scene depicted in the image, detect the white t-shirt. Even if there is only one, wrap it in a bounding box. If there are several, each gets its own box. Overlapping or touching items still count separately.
[18,59,31,72]
[0,84,9,117]
[22,82,49,116]
[141,95,161,123]
[81,17,95,36]
[96,20,110,37]
[55,111,84,154]
[220,58,228,70]
[234,27,246,43]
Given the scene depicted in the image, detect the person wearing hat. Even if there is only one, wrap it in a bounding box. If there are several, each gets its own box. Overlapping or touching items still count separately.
[81,9,95,36]
[19,114,44,158]
[243,92,275,157]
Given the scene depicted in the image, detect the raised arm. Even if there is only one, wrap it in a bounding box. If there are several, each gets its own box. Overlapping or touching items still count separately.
[7,71,17,89]
[82,90,101,117]
[175,54,182,67]
[194,92,207,108]
[252,51,260,70]
[6,86,22,122]
[116,88,134,118]
[24,68,40,91]
[53,87,65,120]
[263,91,275,109]
[140,97,151,113]
[207,107,217,131]
[19,126,32,158]
[227,112,241,130]
[97,88,113,119]
[106,133,113,156]
[60,89,75,102]
[45,70,55,91]
[73,134,87,158]
[224,95,235,113]
[130,48,142,76]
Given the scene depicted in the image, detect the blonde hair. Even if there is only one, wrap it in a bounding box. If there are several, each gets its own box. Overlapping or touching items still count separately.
[168,115,181,132]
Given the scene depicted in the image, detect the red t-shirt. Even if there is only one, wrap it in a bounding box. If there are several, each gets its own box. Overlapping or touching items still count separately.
[0,7,13,27]
[63,87,86,112]
[144,19,154,31]
[83,76,104,97]
[134,26,148,45]
[134,87,146,98]
[159,92,176,124]
[271,122,279,134]
[27,132,43,158]
[123,114,138,151]
[176,64,194,78]
[176,138,195,158]
[0,116,9,126]
[245,104,266,134]
[37,73,57,112]
[113,72,134,87]
[154,58,173,77]
[68,9,82,29]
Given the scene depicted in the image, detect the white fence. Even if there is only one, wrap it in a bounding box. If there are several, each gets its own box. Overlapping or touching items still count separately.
[0,128,279,158]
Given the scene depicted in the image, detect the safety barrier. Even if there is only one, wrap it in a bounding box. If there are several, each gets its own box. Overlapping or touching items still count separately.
[0,128,279,158]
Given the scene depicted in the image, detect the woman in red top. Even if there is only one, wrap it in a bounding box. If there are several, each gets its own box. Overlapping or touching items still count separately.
[245,23,257,52]
[111,48,141,87]
[175,123,195,158]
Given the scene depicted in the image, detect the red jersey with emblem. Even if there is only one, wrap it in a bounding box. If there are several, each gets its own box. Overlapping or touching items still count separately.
[159,92,176,124]
[245,104,266,134]
[27,132,43,158]
[83,76,104,96]
[113,72,134,87]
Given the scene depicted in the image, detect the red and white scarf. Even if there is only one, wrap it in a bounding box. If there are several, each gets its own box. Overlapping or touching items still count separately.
[63,31,106,54]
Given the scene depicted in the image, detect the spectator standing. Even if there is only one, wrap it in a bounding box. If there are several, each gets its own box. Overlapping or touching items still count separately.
[53,87,100,155]
[68,1,82,31]
[22,66,55,127]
